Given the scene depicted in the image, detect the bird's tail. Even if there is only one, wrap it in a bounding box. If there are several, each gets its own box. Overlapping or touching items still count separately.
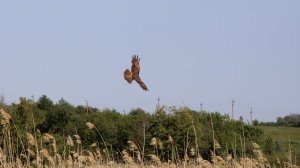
[124,69,133,83]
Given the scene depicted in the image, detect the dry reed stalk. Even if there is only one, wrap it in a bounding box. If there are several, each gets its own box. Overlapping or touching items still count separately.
[43,133,57,153]
[86,122,95,129]
[209,113,216,160]
[66,135,74,146]
[196,156,212,167]
[9,120,26,161]
[16,157,23,168]
[85,122,110,159]
[196,156,203,164]
[287,140,293,165]
[226,155,233,162]
[27,149,36,157]
[26,133,36,146]
[127,141,142,163]
[90,143,97,147]
[87,123,110,161]
[214,139,221,149]
[78,155,87,164]
[74,134,82,155]
[121,150,134,164]
[66,154,73,167]
[0,149,5,164]
[252,142,260,150]
[51,140,57,153]
[191,120,199,157]
[31,159,38,167]
[276,156,281,166]
[168,134,178,164]
[232,159,242,168]
[240,157,252,168]
[189,147,195,157]
[127,141,138,151]
[100,138,109,160]
[239,135,244,160]
[94,149,103,163]
[74,134,81,144]
[142,122,146,163]
[148,154,161,165]
[150,137,158,157]
[20,153,27,160]
[36,128,41,135]
[40,148,50,158]
[184,153,189,162]
[168,135,174,144]
[158,139,163,150]
[241,124,246,159]
[210,150,216,162]
[87,150,95,164]
[0,108,11,127]
[72,151,79,157]
[214,156,225,165]
[184,129,190,163]
[40,148,55,166]
[73,134,80,140]
[43,133,55,143]
[135,150,142,163]
[150,137,157,146]
[167,162,177,168]
[55,153,62,165]
[252,143,267,165]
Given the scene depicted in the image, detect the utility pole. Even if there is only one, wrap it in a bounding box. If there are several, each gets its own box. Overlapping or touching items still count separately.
[200,103,203,111]
[250,107,253,125]
[157,97,160,108]
[231,99,235,120]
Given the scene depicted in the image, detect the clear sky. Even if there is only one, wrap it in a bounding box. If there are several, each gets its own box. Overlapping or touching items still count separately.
[0,1,299,122]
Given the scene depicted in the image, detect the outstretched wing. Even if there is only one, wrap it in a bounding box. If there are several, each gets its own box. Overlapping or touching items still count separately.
[133,74,148,91]
[131,55,140,75]
[124,69,133,83]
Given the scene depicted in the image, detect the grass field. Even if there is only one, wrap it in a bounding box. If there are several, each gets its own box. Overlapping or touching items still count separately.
[257,126,300,165]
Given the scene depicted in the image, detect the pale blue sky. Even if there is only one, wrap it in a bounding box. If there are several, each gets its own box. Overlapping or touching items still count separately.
[0,1,299,121]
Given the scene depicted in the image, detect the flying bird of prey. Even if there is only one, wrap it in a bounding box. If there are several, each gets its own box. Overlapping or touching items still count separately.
[124,55,148,91]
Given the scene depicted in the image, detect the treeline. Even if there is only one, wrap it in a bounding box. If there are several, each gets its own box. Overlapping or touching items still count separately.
[254,114,300,127]
[277,114,300,127]
[0,95,263,161]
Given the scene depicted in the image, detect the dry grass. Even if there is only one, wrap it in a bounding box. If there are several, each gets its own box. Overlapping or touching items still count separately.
[66,135,74,147]
[0,108,11,127]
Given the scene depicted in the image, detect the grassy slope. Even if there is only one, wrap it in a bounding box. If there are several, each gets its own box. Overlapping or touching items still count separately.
[256,126,300,165]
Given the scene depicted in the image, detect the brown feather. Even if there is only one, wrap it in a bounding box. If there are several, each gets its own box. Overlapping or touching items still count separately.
[133,74,148,91]
[131,55,140,75]
[124,69,133,83]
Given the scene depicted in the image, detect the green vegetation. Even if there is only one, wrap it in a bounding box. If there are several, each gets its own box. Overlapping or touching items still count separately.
[0,95,298,167]
[257,126,300,165]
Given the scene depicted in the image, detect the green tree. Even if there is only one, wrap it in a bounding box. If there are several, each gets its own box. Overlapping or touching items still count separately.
[37,95,54,111]
[42,98,73,133]
[128,108,151,145]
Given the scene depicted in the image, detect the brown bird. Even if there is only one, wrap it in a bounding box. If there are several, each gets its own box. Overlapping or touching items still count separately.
[124,55,148,91]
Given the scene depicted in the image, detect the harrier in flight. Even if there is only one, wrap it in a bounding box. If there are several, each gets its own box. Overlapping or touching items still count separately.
[124,55,148,91]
